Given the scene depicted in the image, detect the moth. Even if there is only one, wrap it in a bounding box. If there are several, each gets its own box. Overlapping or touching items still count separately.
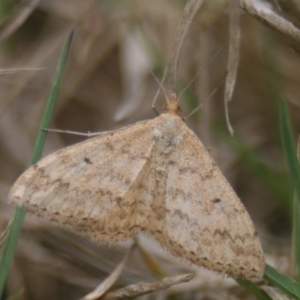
[8,94,265,278]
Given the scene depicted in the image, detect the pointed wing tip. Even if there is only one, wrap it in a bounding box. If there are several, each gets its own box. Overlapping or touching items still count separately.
[7,183,26,206]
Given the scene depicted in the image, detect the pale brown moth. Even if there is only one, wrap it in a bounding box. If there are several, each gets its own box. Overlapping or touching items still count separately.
[8,94,265,278]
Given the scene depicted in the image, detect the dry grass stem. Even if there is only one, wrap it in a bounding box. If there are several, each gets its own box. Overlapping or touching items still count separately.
[168,0,204,90]
[0,0,41,42]
[240,0,300,43]
[277,0,300,21]
[81,243,135,300]
[0,220,11,249]
[102,273,194,300]
[0,68,43,74]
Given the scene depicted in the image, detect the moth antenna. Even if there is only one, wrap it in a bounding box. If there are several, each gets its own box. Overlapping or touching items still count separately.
[184,75,226,121]
[150,69,169,116]
[177,43,228,102]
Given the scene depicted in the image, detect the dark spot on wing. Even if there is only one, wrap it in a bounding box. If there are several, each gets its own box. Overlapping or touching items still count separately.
[212,198,221,203]
[168,160,176,166]
[84,157,92,164]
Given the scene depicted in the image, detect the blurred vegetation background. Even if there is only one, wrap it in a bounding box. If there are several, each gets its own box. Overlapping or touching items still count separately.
[0,0,299,299]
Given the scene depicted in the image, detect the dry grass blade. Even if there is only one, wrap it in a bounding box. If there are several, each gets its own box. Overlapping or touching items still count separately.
[262,286,292,300]
[168,0,204,90]
[102,273,195,300]
[0,68,43,74]
[114,31,150,122]
[224,0,240,136]
[80,243,135,300]
[0,0,41,42]
[0,220,11,249]
[278,0,300,21]
[240,0,300,43]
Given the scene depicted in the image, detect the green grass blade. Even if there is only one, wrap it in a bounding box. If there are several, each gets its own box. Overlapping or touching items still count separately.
[279,97,300,281]
[29,32,74,165]
[264,264,300,299]
[235,278,272,300]
[279,97,300,205]
[0,31,74,297]
[292,193,300,280]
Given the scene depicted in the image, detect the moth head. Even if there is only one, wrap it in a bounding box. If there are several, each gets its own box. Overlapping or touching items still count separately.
[162,93,181,117]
